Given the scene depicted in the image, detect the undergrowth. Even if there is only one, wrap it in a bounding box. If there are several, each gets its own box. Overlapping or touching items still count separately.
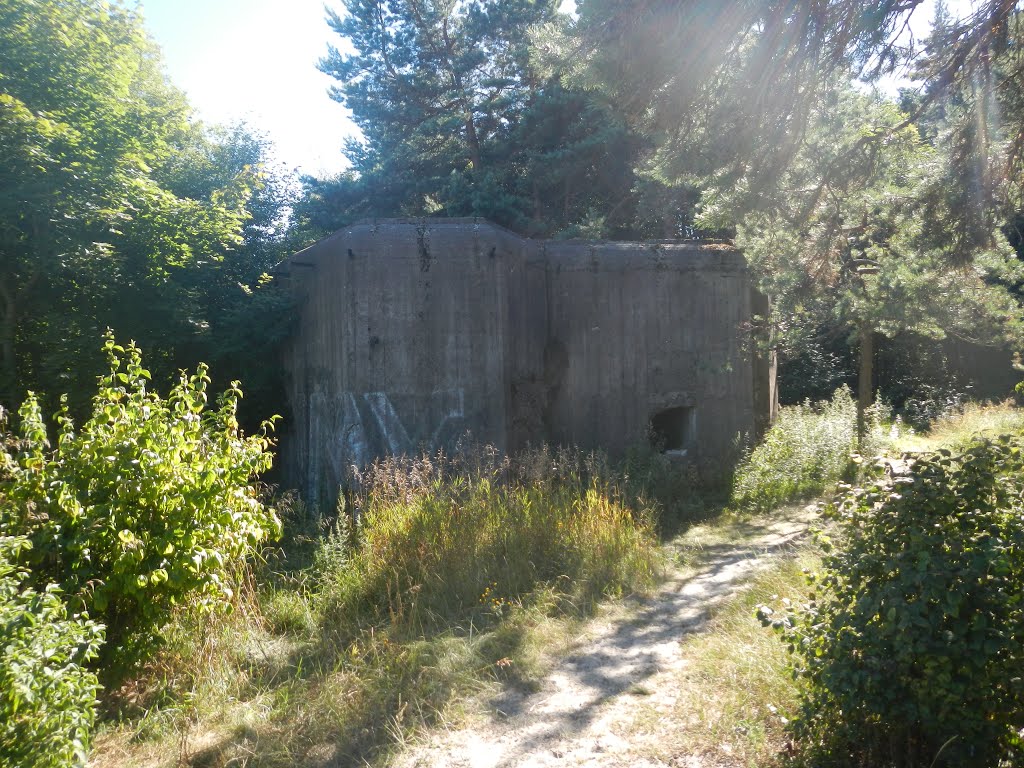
[319,447,660,635]
[730,387,902,513]
[763,433,1024,766]
[638,401,1024,768]
[91,401,1024,767]
[899,398,1024,453]
[730,390,1023,518]
[92,446,665,767]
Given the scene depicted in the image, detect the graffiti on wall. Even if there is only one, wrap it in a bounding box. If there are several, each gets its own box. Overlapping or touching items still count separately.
[307,387,466,501]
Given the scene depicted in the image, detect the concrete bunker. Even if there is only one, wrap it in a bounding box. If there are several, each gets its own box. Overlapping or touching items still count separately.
[276,218,775,509]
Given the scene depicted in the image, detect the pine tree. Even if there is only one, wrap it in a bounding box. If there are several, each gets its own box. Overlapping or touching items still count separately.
[307,0,639,238]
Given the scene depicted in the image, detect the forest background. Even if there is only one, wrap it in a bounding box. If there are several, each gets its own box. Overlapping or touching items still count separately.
[4,0,1024,434]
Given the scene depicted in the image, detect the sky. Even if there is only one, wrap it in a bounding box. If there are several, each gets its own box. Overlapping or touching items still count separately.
[138,0,356,178]
[138,0,977,181]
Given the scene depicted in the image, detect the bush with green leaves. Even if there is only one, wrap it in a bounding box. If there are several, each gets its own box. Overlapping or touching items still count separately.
[0,536,103,768]
[0,336,281,671]
[759,435,1024,766]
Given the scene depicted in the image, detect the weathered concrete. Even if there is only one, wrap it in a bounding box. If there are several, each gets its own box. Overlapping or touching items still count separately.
[277,219,772,509]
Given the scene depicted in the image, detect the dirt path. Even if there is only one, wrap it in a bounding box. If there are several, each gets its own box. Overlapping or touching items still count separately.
[392,507,816,768]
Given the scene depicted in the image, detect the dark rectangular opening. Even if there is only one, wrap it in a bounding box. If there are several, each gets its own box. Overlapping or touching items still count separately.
[650,406,696,453]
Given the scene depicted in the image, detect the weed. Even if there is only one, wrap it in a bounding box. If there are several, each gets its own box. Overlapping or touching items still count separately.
[316,447,661,648]
[730,388,859,512]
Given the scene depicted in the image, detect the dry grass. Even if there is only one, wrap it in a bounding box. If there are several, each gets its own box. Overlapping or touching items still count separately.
[898,399,1024,453]
[90,447,665,767]
[628,547,818,767]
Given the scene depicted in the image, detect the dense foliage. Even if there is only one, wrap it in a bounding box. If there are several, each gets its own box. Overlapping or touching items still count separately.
[299,0,643,240]
[760,435,1024,766]
[0,0,293,421]
[0,536,103,768]
[563,1,1024,250]
[731,388,860,512]
[721,85,1024,428]
[109,448,663,764]
[0,337,280,673]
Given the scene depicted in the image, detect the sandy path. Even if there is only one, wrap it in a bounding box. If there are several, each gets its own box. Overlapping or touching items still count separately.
[392,508,815,768]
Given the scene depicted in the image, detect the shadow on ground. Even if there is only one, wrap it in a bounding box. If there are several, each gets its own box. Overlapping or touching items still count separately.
[394,509,813,768]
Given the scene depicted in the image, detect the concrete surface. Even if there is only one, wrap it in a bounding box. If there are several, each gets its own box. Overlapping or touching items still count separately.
[277,219,773,510]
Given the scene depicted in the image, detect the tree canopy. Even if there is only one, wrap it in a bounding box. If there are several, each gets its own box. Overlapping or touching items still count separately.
[561,0,1023,211]
[0,0,294,419]
[300,0,643,239]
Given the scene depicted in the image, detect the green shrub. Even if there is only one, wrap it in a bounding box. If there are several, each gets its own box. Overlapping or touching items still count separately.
[0,536,103,768]
[0,335,281,673]
[759,435,1024,766]
[731,387,859,512]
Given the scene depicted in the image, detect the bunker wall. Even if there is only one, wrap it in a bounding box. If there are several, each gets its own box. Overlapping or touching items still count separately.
[284,220,519,507]
[280,219,767,508]
[541,242,756,462]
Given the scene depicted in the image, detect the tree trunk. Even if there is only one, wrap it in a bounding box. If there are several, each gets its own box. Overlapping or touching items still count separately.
[857,320,874,446]
[464,113,482,170]
[0,283,16,405]
[532,178,541,225]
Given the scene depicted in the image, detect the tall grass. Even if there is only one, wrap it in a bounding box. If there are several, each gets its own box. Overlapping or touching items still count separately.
[93,446,664,767]
[317,447,661,643]
[900,398,1024,453]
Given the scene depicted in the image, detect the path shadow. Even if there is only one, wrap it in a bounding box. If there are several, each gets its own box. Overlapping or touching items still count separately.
[468,517,810,768]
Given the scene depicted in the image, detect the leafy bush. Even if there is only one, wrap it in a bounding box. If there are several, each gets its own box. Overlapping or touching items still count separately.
[0,536,103,768]
[760,435,1024,766]
[0,336,281,673]
[730,387,859,512]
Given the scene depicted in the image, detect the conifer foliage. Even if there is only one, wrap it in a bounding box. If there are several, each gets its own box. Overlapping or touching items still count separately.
[302,0,638,238]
